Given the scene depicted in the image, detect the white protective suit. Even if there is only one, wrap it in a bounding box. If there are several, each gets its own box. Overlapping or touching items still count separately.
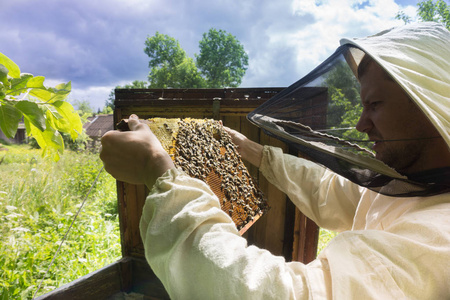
[140,22,450,299]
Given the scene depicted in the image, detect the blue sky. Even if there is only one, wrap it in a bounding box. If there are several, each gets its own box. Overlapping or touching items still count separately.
[0,0,421,110]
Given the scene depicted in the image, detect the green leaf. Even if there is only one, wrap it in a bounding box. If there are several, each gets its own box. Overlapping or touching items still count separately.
[0,52,20,78]
[27,76,45,88]
[0,64,9,85]
[55,81,71,91]
[29,81,71,103]
[8,73,33,96]
[25,117,64,161]
[0,102,22,138]
[15,100,46,131]
[49,101,82,139]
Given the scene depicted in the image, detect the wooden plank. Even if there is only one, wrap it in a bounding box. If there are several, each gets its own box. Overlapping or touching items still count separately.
[130,258,170,299]
[222,115,241,132]
[36,257,170,300]
[131,185,148,257]
[116,181,128,258]
[132,185,147,251]
[245,130,290,256]
[292,210,319,263]
[35,258,130,300]
[115,88,284,103]
[119,183,138,257]
[118,182,148,258]
[263,136,289,256]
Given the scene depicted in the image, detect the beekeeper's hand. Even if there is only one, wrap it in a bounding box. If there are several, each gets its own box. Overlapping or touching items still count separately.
[100,114,175,188]
[223,126,264,168]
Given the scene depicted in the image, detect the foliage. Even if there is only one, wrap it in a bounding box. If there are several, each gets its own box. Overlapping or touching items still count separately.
[98,105,113,115]
[106,80,150,110]
[26,100,93,152]
[105,90,116,111]
[144,32,206,89]
[197,28,249,88]
[317,229,337,255]
[148,56,205,89]
[144,32,185,69]
[0,145,120,299]
[72,99,94,117]
[0,52,82,161]
[417,0,450,28]
[143,28,248,89]
[324,60,366,142]
[62,130,91,152]
[396,0,450,29]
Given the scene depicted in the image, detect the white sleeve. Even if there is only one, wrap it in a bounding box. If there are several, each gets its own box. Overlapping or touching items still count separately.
[259,146,363,232]
[139,168,330,300]
[139,168,450,299]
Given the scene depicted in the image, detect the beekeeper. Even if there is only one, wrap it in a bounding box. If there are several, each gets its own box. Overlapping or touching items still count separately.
[100,22,450,299]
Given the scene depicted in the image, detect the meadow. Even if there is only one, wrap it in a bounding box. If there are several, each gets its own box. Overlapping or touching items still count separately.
[0,143,336,299]
[0,144,121,299]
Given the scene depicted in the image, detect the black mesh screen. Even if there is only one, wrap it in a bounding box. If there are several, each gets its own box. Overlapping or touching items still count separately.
[248,45,449,197]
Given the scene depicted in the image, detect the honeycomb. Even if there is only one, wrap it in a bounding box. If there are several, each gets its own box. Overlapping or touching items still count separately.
[117,118,269,234]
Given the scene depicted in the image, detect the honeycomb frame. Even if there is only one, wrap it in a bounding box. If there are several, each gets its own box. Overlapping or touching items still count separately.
[118,118,269,234]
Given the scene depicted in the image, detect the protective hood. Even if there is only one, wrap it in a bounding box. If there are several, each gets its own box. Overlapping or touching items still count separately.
[340,22,450,150]
[247,22,450,196]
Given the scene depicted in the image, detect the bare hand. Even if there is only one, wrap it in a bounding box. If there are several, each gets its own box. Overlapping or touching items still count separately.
[100,114,175,187]
[223,126,264,168]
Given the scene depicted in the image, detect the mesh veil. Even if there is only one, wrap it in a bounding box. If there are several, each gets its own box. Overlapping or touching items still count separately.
[248,45,449,197]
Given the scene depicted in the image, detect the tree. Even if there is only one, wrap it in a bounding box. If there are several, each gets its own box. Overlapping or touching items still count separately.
[0,52,82,160]
[105,80,149,110]
[147,56,205,89]
[144,33,205,88]
[73,99,94,116]
[197,29,249,88]
[396,0,450,29]
[144,32,185,69]
[143,29,248,89]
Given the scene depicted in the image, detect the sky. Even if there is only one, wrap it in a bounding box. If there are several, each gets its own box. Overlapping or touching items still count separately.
[0,0,420,111]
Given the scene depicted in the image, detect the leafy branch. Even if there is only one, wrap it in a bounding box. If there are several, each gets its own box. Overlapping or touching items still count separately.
[0,52,82,161]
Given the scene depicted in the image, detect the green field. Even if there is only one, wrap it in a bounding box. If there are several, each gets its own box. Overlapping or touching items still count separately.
[0,144,121,299]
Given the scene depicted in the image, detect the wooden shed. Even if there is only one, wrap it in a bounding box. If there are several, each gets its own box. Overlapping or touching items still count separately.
[37,87,321,299]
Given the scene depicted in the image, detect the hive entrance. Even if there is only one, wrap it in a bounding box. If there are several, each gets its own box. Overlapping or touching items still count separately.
[146,118,269,234]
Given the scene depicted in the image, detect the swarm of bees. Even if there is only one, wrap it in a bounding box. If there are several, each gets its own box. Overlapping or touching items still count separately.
[146,118,269,233]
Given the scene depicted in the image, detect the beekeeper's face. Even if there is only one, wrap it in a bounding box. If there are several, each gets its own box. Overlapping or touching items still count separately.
[356,61,439,174]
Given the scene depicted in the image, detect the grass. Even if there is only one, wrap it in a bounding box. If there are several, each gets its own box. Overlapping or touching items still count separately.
[317,228,337,255]
[0,144,121,299]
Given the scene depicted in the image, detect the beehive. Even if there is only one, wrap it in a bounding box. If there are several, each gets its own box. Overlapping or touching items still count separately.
[36,88,320,300]
[120,117,269,233]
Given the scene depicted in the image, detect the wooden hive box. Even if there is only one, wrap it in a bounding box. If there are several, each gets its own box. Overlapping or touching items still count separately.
[37,87,322,299]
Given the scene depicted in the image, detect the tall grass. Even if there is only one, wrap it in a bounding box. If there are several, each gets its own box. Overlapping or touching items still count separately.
[0,144,121,299]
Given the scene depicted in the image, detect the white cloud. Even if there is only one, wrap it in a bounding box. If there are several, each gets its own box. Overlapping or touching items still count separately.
[1,0,418,111]
[69,85,115,111]
[247,0,409,85]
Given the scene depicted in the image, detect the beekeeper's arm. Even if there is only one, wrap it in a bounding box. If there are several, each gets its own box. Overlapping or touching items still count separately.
[225,127,362,232]
[100,115,324,299]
